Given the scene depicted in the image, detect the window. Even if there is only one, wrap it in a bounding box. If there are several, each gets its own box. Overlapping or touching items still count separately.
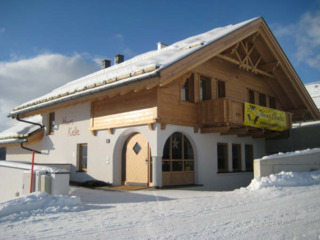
[232,144,242,171]
[48,112,55,134]
[162,132,194,172]
[200,76,211,101]
[0,147,6,160]
[217,80,226,98]
[245,144,254,171]
[259,93,266,107]
[217,143,228,172]
[269,96,276,109]
[248,89,255,104]
[78,144,88,171]
[181,74,194,102]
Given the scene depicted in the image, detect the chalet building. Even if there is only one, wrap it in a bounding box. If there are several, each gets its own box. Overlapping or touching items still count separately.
[1,17,319,190]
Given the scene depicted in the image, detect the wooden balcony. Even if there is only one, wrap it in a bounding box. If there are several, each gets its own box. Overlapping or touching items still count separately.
[200,99,292,138]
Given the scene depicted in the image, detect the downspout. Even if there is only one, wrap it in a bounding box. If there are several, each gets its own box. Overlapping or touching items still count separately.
[16,114,43,193]
[16,114,43,154]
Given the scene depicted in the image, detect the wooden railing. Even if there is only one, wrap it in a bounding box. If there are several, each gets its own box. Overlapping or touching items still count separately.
[200,99,292,130]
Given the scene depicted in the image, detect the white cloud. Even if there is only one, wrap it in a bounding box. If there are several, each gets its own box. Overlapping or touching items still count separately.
[296,11,320,69]
[0,53,99,131]
[272,11,320,71]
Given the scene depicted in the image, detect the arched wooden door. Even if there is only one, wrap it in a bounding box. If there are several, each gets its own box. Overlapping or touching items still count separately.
[125,133,150,186]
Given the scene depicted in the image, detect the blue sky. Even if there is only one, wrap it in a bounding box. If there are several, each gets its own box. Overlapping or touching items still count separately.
[0,0,319,131]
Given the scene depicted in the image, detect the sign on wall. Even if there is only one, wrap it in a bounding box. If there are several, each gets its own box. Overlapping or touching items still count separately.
[244,103,287,131]
[62,116,80,137]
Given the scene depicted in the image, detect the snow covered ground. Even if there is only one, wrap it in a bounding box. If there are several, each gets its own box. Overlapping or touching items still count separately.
[1,171,320,240]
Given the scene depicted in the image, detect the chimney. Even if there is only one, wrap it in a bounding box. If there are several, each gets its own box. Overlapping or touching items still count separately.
[157,42,168,50]
[114,54,124,65]
[101,59,111,69]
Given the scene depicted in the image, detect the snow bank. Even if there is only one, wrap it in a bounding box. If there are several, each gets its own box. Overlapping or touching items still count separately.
[245,170,320,191]
[0,192,82,222]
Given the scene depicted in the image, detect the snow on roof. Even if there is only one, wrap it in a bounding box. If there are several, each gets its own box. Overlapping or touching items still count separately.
[293,120,320,128]
[0,115,42,141]
[305,81,320,109]
[0,161,68,173]
[10,17,259,116]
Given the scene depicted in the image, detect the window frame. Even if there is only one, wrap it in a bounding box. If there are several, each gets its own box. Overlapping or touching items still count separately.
[200,75,211,101]
[181,74,195,102]
[269,96,276,109]
[217,80,226,99]
[248,89,255,104]
[48,112,55,135]
[259,93,267,107]
[78,143,88,172]
[217,143,228,173]
[162,132,194,173]
[232,144,242,172]
[245,144,254,171]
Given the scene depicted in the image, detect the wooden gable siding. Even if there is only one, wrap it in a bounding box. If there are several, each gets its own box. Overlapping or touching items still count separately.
[194,57,284,110]
[156,55,292,133]
[157,83,199,127]
[90,88,158,130]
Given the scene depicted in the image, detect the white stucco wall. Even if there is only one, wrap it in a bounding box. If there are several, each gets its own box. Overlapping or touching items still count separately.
[156,125,265,190]
[6,102,266,190]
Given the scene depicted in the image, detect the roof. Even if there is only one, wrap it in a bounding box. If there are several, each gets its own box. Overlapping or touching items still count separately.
[9,17,258,117]
[7,17,320,121]
[0,115,42,146]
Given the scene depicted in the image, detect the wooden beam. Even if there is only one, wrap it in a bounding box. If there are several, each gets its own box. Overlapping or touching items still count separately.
[120,88,133,96]
[216,54,276,79]
[134,86,146,93]
[108,128,114,135]
[259,61,279,72]
[288,108,309,119]
[161,123,166,130]
[201,126,230,134]
[148,123,155,131]
[221,127,249,136]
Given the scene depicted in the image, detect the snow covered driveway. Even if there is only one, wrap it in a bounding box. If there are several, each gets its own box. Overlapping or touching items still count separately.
[1,171,320,239]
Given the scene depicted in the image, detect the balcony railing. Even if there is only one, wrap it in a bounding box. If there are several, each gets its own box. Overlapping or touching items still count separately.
[200,98,292,131]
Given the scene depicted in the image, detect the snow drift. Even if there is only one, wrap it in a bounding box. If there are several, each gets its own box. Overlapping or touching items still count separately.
[245,170,320,191]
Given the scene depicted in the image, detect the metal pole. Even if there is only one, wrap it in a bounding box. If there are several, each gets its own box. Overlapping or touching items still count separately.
[30,151,35,193]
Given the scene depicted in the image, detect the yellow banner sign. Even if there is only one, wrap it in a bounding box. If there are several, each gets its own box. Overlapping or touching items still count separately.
[244,103,287,131]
